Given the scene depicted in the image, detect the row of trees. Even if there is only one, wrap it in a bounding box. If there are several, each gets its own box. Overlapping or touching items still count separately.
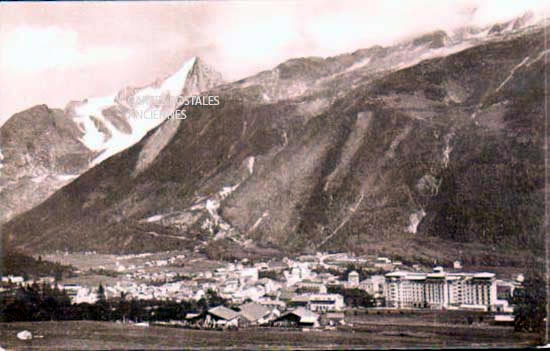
[0,283,227,323]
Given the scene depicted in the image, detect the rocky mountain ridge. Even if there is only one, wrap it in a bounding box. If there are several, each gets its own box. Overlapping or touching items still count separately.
[0,57,223,224]
[2,15,547,268]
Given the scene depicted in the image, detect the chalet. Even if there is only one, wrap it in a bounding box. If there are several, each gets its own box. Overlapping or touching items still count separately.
[272,307,320,328]
[238,302,275,325]
[206,306,241,328]
[186,306,241,329]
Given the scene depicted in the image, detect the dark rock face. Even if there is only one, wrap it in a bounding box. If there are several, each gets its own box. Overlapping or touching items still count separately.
[0,58,223,225]
[0,105,92,223]
[3,22,546,267]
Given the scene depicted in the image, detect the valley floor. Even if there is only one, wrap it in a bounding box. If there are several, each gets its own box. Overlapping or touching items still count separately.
[0,319,541,350]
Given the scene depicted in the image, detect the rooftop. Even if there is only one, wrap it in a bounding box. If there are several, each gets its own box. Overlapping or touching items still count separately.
[208,305,240,320]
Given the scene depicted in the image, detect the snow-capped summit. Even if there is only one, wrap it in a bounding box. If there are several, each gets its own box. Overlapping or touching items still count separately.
[67,56,217,165]
[0,56,223,224]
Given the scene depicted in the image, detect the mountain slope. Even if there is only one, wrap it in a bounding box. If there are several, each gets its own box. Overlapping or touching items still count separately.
[0,57,223,224]
[3,21,547,267]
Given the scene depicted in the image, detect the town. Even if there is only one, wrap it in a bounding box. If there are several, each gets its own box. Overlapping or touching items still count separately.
[0,250,524,330]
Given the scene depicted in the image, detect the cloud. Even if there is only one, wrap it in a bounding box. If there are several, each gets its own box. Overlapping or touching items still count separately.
[189,0,549,80]
[465,0,549,26]
[0,25,135,73]
[0,0,547,126]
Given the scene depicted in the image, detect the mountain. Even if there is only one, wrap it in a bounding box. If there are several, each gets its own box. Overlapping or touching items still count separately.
[3,17,547,268]
[0,57,223,224]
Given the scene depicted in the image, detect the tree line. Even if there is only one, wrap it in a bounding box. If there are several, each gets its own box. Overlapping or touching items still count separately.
[0,283,228,323]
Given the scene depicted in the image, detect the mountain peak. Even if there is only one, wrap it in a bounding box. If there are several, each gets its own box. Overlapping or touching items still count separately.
[181,56,224,97]
[0,54,224,225]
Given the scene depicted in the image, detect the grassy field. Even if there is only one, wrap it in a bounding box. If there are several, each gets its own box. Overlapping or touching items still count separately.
[0,320,541,350]
[347,309,500,326]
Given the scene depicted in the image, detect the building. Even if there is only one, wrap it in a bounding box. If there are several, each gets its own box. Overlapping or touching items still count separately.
[384,268,498,310]
[308,293,345,312]
[204,306,241,328]
[272,307,320,328]
[238,302,276,325]
[360,275,385,297]
[1,276,24,284]
[385,271,426,308]
[288,293,345,312]
[258,297,286,308]
[347,271,360,287]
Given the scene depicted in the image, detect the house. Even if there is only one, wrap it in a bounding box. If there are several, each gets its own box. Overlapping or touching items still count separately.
[272,307,320,328]
[288,294,310,308]
[308,293,345,312]
[258,298,287,311]
[204,306,241,328]
[347,271,360,287]
[279,288,298,302]
[256,278,281,294]
[296,280,327,293]
[238,302,274,325]
[360,275,385,297]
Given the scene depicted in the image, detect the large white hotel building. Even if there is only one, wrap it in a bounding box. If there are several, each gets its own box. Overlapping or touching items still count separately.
[384,267,499,310]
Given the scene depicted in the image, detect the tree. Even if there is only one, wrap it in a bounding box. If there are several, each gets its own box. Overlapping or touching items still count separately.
[54,267,63,282]
[205,289,226,307]
[512,262,546,339]
[327,286,375,307]
[97,283,106,302]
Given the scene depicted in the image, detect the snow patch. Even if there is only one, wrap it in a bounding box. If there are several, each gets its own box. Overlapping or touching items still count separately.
[73,57,197,166]
[395,42,473,71]
[442,145,452,167]
[496,56,530,92]
[246,156,255,175]
[442,131,454,168]
[219,184,240,200]
[146,215,164,223]
[205,199,221,225]
[249,212,269,232]
[345,57,371,72]
[56,174,78,181]
[527,49,550,67]
[406,210,426,234]
[74,95,117,151]
[281,131,288,147]
[190,202,206,211]
[161,56,197,96]
[386,126,411,159]
[31,174,48,183]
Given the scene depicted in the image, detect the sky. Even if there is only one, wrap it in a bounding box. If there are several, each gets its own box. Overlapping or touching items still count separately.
[0,0,548,126]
